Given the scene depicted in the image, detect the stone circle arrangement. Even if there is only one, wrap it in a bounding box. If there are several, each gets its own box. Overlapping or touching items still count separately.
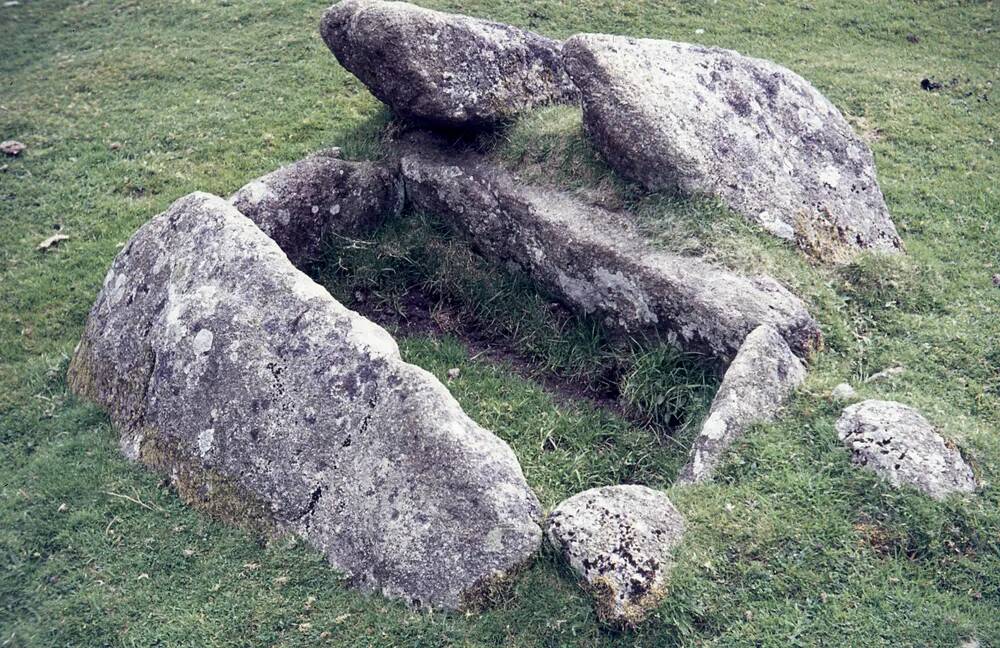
[68,0,978,628]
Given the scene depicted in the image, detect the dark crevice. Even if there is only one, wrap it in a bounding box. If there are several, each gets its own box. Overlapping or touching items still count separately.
[298,485,324,529]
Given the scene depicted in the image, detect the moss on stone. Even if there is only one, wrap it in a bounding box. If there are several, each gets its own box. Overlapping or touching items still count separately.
[585,573,667,628]
[458,558,532,612]
[136,427,277,538]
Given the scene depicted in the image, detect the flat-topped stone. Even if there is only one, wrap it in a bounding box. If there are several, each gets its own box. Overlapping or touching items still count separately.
[68,191,542,609]
[321,0,578,129]
[563,34,902,262]
[836,400,976,499]
[396,133,821,362]
[547,485,686,626]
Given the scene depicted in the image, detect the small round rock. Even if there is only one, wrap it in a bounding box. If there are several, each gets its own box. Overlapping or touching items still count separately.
[831,383,857,401]
[546,485,685,627]
[1,140,26,156]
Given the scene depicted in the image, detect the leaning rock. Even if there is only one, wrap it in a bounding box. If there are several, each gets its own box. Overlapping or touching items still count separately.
[230,150,402,266]
[677,324,806,484]
[562,34,902,262]
[547,485,685,626]
[836,400,976,499]
[68,192,542,609]
[320,0,578,129]
[397,135,821,361]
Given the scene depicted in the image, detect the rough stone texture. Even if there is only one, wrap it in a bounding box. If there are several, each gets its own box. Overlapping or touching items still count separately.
[1,139,26,156]
[562,34,903,262]
[68,192,542,609]
[230,150,403,266]
[396,134,821,362]
[546,485,685,626]
[320,0,578,129]
[836,400,976,499]
[831,382,857,402]
[677,325,806,484]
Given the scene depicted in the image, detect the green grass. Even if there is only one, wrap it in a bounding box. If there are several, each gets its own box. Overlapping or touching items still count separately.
[2,0,998,646]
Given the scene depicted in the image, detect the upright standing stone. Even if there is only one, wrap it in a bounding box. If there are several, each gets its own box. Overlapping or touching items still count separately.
[68,192,542,609]
[563,34,902,262]
[677,325,807,484]
[321,0,578,129]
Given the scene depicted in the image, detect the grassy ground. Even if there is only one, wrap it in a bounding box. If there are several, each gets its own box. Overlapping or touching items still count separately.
[2,0,998,646]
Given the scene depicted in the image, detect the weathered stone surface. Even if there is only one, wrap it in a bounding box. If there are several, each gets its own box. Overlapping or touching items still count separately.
[836,400,976,499]
[677,325,806,484]
[546,485,685,626]
[562,34,903,262]
[1,139,26,156]
[831,382,857,402]
[230,150,402,266]
[320,0,578,129]
[68,192,542,609]
[397,134,821,361]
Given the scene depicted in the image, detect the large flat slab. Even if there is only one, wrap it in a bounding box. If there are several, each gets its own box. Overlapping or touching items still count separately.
[397,135,821,362]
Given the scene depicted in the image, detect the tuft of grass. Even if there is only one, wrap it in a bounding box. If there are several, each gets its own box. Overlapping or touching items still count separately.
[839,251,943,315]
[314,210,721,431]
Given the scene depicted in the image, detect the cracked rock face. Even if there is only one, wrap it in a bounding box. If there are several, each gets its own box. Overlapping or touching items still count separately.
[320,0,578,129]
[230,150,403,267]
[546,485,685,626]
[68,192,542,609]
[678,324,806,484]
[397,133,820,362]
[563,34,902,262]
[836,400,976,499]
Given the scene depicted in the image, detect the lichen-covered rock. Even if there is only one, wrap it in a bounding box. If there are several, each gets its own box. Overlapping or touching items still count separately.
[320,0,578,129]
[831,382,857,402]
[230,150,402,266]
[546,485,685,626]
[68,192,542,609]
[836,400,976,499]
[397,134,820,361]
[677,325,806,484]
[562,34,902,262]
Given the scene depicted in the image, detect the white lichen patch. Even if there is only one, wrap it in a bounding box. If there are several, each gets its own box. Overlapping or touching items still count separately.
[192,328,214,355]
[239,180,270,205]
[198,428,215,457]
